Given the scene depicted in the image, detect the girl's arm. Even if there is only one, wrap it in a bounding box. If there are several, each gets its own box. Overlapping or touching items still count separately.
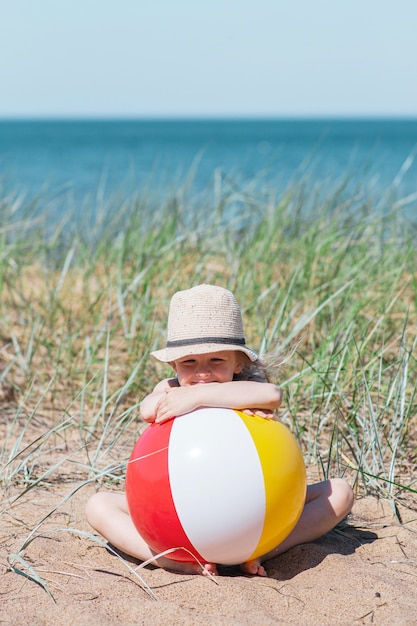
[140,378,178,423]
[149,381,282,424]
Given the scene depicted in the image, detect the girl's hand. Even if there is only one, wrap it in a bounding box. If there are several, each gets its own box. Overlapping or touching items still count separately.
[154,386,203,423]
[241,408,275,420]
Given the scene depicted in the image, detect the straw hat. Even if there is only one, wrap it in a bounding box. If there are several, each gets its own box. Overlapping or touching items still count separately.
[151,284,258,363]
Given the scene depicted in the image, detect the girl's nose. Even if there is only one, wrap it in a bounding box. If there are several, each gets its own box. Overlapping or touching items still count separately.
[196,365,210,378]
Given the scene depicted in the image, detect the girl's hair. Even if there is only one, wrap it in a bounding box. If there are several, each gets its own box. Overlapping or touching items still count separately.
[234,344,293,383]
[233,355,270,383]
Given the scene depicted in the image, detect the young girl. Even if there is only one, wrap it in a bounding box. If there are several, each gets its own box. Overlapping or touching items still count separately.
[86,284,354,577]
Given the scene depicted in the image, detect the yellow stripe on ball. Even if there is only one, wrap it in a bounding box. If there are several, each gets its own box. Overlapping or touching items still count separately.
[236,411,306,560]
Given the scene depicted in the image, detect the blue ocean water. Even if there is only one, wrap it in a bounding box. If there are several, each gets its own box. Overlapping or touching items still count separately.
[1,119,417,212]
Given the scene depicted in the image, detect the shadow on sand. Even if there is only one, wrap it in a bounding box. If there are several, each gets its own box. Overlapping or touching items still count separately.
[108,519,378,581]
[217,522,378,579]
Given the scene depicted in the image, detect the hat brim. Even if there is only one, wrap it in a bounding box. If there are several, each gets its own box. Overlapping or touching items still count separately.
[151,342,258,363]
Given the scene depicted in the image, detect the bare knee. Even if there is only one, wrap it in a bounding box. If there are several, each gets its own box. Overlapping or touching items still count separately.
[85,492,113,532]
[329,477,354,520]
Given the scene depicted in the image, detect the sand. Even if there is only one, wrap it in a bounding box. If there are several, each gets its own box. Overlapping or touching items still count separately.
[1,482,416,626]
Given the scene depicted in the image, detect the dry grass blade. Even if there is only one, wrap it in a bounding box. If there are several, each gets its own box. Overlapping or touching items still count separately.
[7,552,56,601]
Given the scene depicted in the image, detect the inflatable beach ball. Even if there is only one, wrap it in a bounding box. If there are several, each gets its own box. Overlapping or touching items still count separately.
[126,408,306,565]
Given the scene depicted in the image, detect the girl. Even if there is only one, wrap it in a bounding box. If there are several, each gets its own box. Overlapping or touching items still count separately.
[86,284,353,576]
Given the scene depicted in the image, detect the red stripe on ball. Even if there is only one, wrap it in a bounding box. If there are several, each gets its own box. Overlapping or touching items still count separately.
[126,420,205,563]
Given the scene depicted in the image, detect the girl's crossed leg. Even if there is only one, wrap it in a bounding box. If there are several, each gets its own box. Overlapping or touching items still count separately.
[86,477,353,577]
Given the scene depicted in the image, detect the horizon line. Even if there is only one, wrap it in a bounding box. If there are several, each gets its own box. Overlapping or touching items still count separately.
[1,114,417,123]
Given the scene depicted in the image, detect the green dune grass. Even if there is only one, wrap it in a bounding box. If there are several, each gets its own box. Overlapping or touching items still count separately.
[1,177,416,511]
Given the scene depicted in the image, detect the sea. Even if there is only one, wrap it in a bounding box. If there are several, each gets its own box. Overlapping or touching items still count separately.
[1,119,417,220]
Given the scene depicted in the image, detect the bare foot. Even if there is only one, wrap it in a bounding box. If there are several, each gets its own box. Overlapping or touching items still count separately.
[240,559,267,577]
[202,562,219,577]
[161,559,218,576]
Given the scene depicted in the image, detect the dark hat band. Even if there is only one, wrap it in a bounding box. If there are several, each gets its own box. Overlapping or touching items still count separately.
[166,336,246,348]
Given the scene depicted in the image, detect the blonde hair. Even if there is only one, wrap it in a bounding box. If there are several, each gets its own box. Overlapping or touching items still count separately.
[233,354,270,383]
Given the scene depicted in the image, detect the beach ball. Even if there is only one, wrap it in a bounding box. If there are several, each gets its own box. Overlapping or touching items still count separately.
[126,408,306,565]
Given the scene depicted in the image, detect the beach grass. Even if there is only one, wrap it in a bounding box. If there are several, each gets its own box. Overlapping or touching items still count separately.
[1,176,416,588]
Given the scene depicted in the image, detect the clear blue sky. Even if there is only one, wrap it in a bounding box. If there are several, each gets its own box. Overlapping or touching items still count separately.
[1,0,416,118]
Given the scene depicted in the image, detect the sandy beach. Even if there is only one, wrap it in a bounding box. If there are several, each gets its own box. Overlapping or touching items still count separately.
[2,479,416,625]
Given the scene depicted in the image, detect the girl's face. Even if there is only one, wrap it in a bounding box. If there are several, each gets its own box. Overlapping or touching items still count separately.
[172,351,244,387]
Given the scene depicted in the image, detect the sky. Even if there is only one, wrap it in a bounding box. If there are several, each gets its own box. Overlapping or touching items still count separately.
[1,0,417,118]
